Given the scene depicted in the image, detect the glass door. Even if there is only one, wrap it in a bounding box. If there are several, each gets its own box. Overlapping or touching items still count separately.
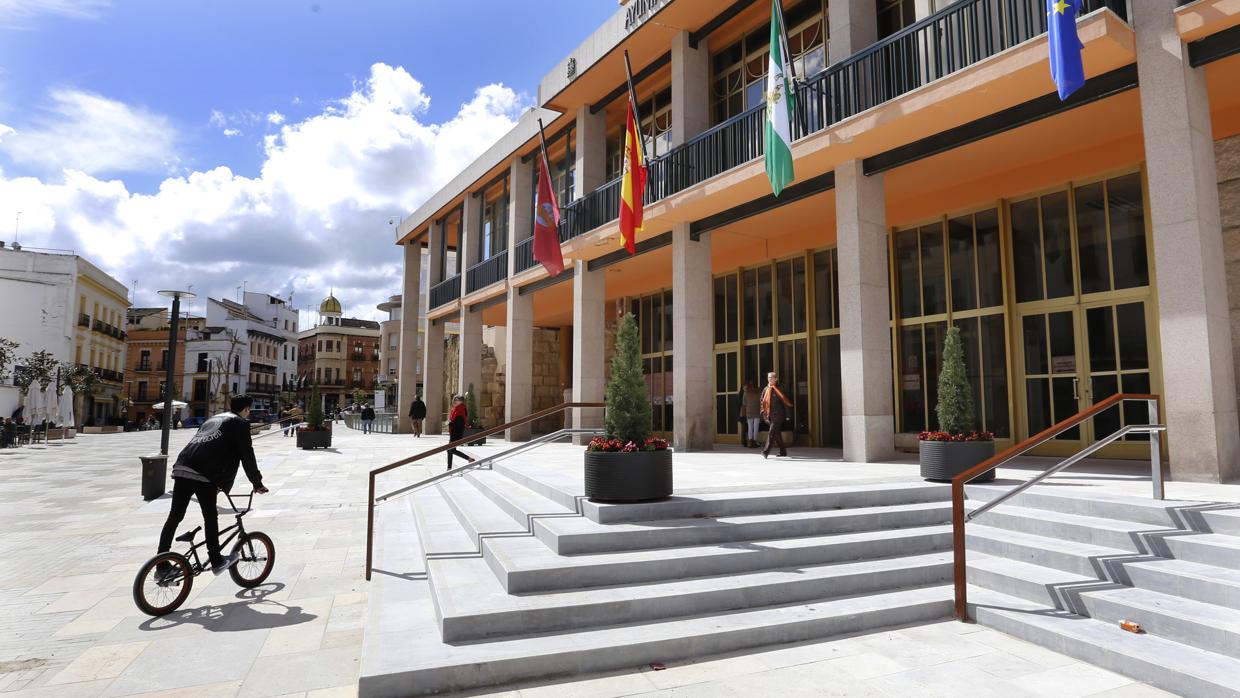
[1019,308,1087,454]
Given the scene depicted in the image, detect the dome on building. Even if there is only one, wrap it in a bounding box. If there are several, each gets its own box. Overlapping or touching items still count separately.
[319,294,342,315]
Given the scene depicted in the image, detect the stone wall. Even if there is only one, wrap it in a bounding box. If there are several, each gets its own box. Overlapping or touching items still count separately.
[1218,134,1240,417]
[441,327,566,432]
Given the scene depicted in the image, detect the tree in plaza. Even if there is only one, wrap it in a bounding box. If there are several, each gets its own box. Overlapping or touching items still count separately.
[16,350,58,395]
[0,338,19,383]
[465,383,481,428]
[935,326,975,434]
[604,312,651,445]
[63,362,102,426]
[352,387,367,405]
[206,328,244,414]
[305,381,325,430]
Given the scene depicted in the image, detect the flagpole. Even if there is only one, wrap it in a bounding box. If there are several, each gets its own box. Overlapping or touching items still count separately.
[773,0,797,84]
[622,50,648,162]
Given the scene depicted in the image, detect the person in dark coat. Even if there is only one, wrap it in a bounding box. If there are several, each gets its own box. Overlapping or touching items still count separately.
[156,395,268,575]
[446,395,475,471]
[360,404,376,434]
[408,394,427,437]
[761,372,793,459]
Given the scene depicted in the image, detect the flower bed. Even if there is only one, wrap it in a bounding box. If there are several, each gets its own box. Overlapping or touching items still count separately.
[586,436,669,453]
[918,430,994,442]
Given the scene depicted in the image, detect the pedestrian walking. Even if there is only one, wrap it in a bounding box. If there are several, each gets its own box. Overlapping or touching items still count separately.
[446,395,475,471]
[409,394,426,437]
[361,403,376,434]
[739,379,762,448]
[760,372,793,459]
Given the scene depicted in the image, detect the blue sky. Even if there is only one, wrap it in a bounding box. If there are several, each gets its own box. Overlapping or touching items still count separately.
[0,0,616,319]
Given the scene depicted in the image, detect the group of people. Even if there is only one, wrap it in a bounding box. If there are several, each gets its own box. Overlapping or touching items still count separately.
[737,372,794,459]
[278,404,304,436]
[1,416,25,448]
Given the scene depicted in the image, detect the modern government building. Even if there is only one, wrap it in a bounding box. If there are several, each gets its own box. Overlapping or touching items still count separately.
[392,0,1240,483]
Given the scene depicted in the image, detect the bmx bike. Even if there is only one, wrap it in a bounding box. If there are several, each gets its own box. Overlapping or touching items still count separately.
[132,489,275,616]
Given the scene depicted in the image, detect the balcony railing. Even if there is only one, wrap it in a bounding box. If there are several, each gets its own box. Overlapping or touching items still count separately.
[465,250,509,294]
[429,274,462,310]
[514,237,536,273]
[78,313,90,328]
[545,0,1126,243]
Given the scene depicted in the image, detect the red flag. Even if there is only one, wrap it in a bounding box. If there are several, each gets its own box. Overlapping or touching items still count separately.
[618,96,645,255]
[533,148,564,276]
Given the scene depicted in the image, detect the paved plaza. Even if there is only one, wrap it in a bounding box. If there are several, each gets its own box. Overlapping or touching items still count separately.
[0,425,1190,697]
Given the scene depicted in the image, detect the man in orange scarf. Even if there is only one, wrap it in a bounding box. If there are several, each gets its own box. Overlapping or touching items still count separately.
[760,371,793,459]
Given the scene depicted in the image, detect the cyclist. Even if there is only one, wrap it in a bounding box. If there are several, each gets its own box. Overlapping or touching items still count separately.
[156,395,269,577]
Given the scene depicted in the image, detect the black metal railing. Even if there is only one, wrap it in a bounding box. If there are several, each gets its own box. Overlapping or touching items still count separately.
[429,274,462,309]
[465,250,509,294]
[78,313,90,328]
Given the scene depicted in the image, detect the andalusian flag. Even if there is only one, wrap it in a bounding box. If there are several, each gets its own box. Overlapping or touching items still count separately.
[764,0,795,197]
[618,93,645,254]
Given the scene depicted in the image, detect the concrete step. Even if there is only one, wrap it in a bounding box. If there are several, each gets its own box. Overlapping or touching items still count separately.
[537,500,952,555]
[966,502,1173,552]
[970,587,1240,698]
[966,523,1132,578]
[576,481,952,524]
[488,524,953,593]
[431,550,953,642]
[967,554,1110,610]
[359,584,953,697]
[1121,557,1240,611]
[409,487,478,557]
[437,476,529,545]
[1199,508,1240,537]
[1163,532,1240,571]
[464,468,580,530]
[1077,586,1240,658]
[965,485,1208,528]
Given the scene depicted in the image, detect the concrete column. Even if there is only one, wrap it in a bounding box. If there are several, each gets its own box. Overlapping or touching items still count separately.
[835,159,895,463]
[672,224,713,451]
[572,260,606,444]
[1133,0,1239,482]
[462,193,483,274]
[671,32,709,147]
[397,241,422,434]
[458,307,483,415]
[508,157,534,250]
[505,287,534,441]
[829,0,878,63]
[575,105,607,200]
[422,319,445,434]
[428,219,444,286]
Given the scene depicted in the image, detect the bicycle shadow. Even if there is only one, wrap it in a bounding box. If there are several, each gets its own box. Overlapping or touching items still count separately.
[138,582,317,633]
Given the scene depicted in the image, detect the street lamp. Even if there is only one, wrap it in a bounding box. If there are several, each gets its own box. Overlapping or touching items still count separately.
[157,289,196,456]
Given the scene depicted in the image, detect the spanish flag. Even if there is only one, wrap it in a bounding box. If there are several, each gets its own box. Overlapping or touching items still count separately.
[618,93,645,255]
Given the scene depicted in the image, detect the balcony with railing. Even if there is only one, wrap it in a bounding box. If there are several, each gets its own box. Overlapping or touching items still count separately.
[78,313,90,328]
[465,250,509,294]
[429,274,462,310]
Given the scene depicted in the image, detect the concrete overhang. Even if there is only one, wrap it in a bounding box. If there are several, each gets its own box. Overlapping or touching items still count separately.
[395,106,562,245]
[513,8,1136,291]
[1177,0,1240,42]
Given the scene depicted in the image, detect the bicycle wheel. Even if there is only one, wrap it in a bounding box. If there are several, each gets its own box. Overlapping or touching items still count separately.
[133,552,194,616]
[229,531,275,588]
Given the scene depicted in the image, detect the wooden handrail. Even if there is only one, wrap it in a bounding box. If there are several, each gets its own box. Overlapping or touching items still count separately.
[365,402,604,580]
[950,393,1160,620]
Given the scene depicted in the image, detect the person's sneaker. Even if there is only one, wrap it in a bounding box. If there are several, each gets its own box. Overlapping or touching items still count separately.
[154,561,176,586]
[211,551,241,576]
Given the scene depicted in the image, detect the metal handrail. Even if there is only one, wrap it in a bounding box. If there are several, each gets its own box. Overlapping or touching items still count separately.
[950,393,1161,620]
[365,401,605,579]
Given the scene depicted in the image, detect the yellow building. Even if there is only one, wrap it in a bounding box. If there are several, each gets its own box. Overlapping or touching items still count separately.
[394,0,1240,482]
[73,256,130,426]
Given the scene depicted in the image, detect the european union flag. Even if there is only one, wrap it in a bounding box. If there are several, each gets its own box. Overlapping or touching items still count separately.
[1048,0,1085,100]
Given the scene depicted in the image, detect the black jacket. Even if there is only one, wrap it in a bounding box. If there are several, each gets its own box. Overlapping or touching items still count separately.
[408,400,427,419]
[173,412,264,493]
[361,407,376,420]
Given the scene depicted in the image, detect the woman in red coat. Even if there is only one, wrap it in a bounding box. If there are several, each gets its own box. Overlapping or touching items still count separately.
[446,395,475,470]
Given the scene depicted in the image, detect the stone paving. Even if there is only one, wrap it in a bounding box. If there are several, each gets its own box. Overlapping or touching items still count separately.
[0,424,1184,697]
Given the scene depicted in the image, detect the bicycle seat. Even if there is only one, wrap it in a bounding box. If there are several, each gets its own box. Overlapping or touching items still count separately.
[175,526,202,543]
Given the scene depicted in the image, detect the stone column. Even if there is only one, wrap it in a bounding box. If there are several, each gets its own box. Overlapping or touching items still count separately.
[1133,0,1239,482]
[573,260,606,444]
[458,192,484,415]
[672,224,713,451]
[506,161,535,441]
[422,221,446,435]
[671,31,709,147]
[829,0,877,63]
[836,159,895,463]
[575,105,607,200]
[397,240,422,434]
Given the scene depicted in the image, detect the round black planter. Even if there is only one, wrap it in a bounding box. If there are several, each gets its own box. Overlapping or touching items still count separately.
[919,440,996,482]
[584,449,673,503]
[297,430,332,450]
[462,427,487,446]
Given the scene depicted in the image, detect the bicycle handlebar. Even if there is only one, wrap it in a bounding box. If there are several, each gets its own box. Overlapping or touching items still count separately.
[222,489,259,515]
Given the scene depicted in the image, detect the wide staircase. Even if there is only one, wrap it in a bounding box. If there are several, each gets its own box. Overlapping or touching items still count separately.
[359,401,1240,697]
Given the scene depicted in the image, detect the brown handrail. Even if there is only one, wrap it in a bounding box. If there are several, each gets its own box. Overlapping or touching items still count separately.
[365,402,604,580]
[950,392,1160,620]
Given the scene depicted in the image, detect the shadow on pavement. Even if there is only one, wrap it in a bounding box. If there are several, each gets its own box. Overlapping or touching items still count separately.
[138,582,317,633]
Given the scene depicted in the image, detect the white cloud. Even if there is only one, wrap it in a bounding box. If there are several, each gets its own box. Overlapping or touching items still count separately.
[222,128,241,138]
[0,63,530,320]
[0,88,177,175]
[0,0,109,27]
[266,111,285,125]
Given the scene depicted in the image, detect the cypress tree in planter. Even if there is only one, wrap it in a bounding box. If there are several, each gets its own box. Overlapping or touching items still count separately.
[297,382,332,449]
[462,383,485,445]
[919,326,995,482]
[584,312,672,502]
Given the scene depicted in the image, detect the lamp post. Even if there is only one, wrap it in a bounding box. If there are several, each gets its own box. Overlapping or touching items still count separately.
[157,290,196,456]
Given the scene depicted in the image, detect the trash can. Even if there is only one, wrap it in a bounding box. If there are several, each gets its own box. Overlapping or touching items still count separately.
[140,454,168,501]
